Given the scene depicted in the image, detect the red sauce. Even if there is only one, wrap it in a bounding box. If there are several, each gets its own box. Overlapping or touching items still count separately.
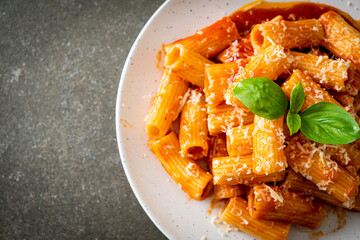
[229,1,359,33]
[207,197,227,215]
[156,49,163,71]
[308,205,348,240]
[330,207,347,233]
[308,230,324,240]
[207,197,217,215]
[119,118,134,128]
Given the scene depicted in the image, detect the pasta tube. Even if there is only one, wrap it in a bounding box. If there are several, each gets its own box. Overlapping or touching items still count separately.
[165,17,240,59]
[208,134,228,159]
[164,44,213,88]
[150,132,212,200]
[207,103,254,136]
[204,62,238,106]
[207,134,244,199]
[282,170,358,210]
[346,71,360,96]
[226,123,254,157]
[248,184,325,229]
[316,142,360,175]
[281,69,342,112]
[289,51,354,92]
[179,89,209,160]
[216,33,254,63]
[282,70,360,124]
[250,19,324,52]
[212,155,285,185]
[330,91,355,107]
[146,69,189,139]
[224,45,290,107]
[220,197,291,240]
[214,184,244,200]
[319,11,360,71]
[216,15,282,63]
[252,115,287,175]
[285,135,359,202]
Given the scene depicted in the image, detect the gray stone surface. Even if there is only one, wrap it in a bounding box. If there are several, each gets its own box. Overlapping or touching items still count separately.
[0,0,167,239]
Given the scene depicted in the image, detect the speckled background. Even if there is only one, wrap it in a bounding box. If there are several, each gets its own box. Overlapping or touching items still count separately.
[0,0,167,239]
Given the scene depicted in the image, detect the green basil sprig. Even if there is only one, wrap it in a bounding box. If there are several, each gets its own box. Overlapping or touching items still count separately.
[233,77,360,145]
[300,102,360,144]
[287,113,301,136]
[233,77,288,120]
[287,81,304,135]
[289,81,305,114]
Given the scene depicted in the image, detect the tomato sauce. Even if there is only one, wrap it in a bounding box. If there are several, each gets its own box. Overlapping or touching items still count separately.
[229,0,360,33]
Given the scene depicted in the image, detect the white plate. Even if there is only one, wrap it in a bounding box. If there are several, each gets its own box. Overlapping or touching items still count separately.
[116,0,360,239]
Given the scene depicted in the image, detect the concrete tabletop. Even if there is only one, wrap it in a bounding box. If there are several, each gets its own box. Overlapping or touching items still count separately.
[1,0,167,239]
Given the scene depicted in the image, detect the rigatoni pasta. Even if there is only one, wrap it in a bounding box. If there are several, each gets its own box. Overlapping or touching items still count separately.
[208,133,228,159]
[288,51,354,92]
[281,69,343,111]
[179,88,209,160]
[204,62,239,106]
[250,19,324,52]
[220,197,291,240]
[309,141,360,175]
[207,103,254,136]
[207,133,245,200]
[226,123,254,156]
[248,184,326,229]
[216,33,254,63]
[252,115,287,175]
[285,134,359,202]
[212,155,285,185]
[144,2,360,240]
[282,170,358,210]
[150,131,212,200]
[281,69,360,123]
[165,17,240,59]
[164,44,213,88]
[146,68,189,139]
[224,44,290,107]
[214,184,244,200]
[319,11,360,71]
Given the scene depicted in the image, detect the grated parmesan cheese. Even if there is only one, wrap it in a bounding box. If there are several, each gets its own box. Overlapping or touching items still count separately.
[267,187,284,203]
[186,162,199,177]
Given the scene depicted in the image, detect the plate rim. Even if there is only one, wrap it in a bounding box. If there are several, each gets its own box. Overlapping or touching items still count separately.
[115,0,174,238]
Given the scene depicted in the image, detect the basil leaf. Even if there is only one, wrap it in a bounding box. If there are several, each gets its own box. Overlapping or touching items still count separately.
[233,77,288,120]
[287,113,301,136]
[300,102,360,144]
[289,81,305,114]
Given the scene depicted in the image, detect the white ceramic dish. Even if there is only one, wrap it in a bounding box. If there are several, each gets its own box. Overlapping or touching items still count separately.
[116,0,360,239]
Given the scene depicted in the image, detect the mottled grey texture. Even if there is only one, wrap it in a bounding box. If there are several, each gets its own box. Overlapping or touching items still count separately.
[0,0,167,239]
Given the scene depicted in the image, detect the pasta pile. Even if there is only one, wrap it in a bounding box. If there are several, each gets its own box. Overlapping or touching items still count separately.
[145,1,360,239]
